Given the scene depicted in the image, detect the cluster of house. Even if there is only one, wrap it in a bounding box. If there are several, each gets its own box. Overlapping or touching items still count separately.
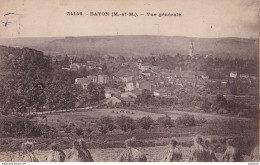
[206,71,258,97]
[73,60,211,106]
[69,51,259,106]
[62,60,103,71]
[74,74,153,106]
[229,71,257,80]
[75,75,109,89]
[214,71,258,87]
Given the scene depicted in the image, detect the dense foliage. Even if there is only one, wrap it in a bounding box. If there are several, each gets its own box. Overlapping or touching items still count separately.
[176,113,196,126]
[0,46,105,114]
[157,115,173,127]
[115,115,135,132]
[97,116,116,134]
[0,115,56,138]
[137,116,154,130]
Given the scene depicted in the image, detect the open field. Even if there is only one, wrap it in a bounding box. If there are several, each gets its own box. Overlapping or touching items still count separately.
[0,108,258,162]
[43,108,250,128]
[165,110,251,121]
[0,145,251,162]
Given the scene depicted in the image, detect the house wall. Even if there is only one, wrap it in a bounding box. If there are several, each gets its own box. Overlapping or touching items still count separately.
[121,92,137,98]
[105,92,112,98]
[230,72,237,78]
[106,97,122,105]
[82,83,88,89]
[142,72,151,77]
[139,82,152,91]
[125,82,134,91]
[98,75,109,84]
[120,76,133,83]
[88,76,98,83]
[154,91,160,97]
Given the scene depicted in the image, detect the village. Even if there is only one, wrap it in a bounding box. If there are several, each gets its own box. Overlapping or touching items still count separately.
[0,41,258,162]
[0,39,259,163]
[56,41,258,114]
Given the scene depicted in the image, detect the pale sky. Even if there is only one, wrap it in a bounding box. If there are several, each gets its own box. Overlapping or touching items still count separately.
[0,0,259,38]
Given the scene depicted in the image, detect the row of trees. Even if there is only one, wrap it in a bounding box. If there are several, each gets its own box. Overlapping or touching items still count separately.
[95,114,198,135]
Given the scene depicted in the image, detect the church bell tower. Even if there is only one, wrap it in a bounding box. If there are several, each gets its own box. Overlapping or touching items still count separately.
[189,40,194,57]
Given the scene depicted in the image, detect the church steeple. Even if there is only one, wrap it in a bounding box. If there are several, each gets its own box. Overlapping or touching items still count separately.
[189,40,194,57]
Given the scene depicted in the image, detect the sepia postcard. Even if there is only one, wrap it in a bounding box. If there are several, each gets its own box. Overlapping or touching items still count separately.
[0,0,259,163]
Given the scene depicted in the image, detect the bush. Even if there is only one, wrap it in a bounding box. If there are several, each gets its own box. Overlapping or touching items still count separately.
[65,127,72,135]
[216,94,228,108]
[40,124,57,138]
[0,115,57,138]
[217,108,228,114]
[61,124,67,129]
[176,113,195,126]
[201,100,212,113]
[0,115,35,137]
[75,127,84,136]
[196,118,207,124]
[138,116,154,130]
[115,115,135,132]
[97,116,116,134]
[210,103,221,112]
[69,122,76,127]
[85,127,93,134]
[157,115,173,127]
[99,126,109,134]
[26,124,45,137]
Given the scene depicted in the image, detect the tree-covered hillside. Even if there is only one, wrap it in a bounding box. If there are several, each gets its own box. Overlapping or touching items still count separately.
[0,46,104,115]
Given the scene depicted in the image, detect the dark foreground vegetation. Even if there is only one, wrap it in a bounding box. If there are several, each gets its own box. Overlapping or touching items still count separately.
[0,112,258,158]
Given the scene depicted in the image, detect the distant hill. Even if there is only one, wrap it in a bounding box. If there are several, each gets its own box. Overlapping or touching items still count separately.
[0,35,258,59]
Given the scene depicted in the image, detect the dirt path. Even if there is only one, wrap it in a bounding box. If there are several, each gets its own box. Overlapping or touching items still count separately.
[34,106,96,115]
[165,110,250,121]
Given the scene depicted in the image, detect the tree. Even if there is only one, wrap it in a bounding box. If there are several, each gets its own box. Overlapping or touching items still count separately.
[115,116,135,132]
[65,126,71,139]
[216,94,228,108]
[117,56,126,62]
[55,59,59,65]
[97,116,116,134]
[0,115,33,137]
[87,83,105,103]
[135,89,153,105]
[0,46,52,114]
[45,82,78,110]
[138,116,154,130]
[102,63,108,74]
[176,113,195,126]
[85,127,93,134]
[201,100,212,113]
[157,115,173,127]
[62,55,70,68]
[141,89,153,100]
[75,127,84,136]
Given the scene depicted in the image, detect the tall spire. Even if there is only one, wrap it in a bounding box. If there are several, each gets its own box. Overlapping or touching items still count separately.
[189,40,194,57]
